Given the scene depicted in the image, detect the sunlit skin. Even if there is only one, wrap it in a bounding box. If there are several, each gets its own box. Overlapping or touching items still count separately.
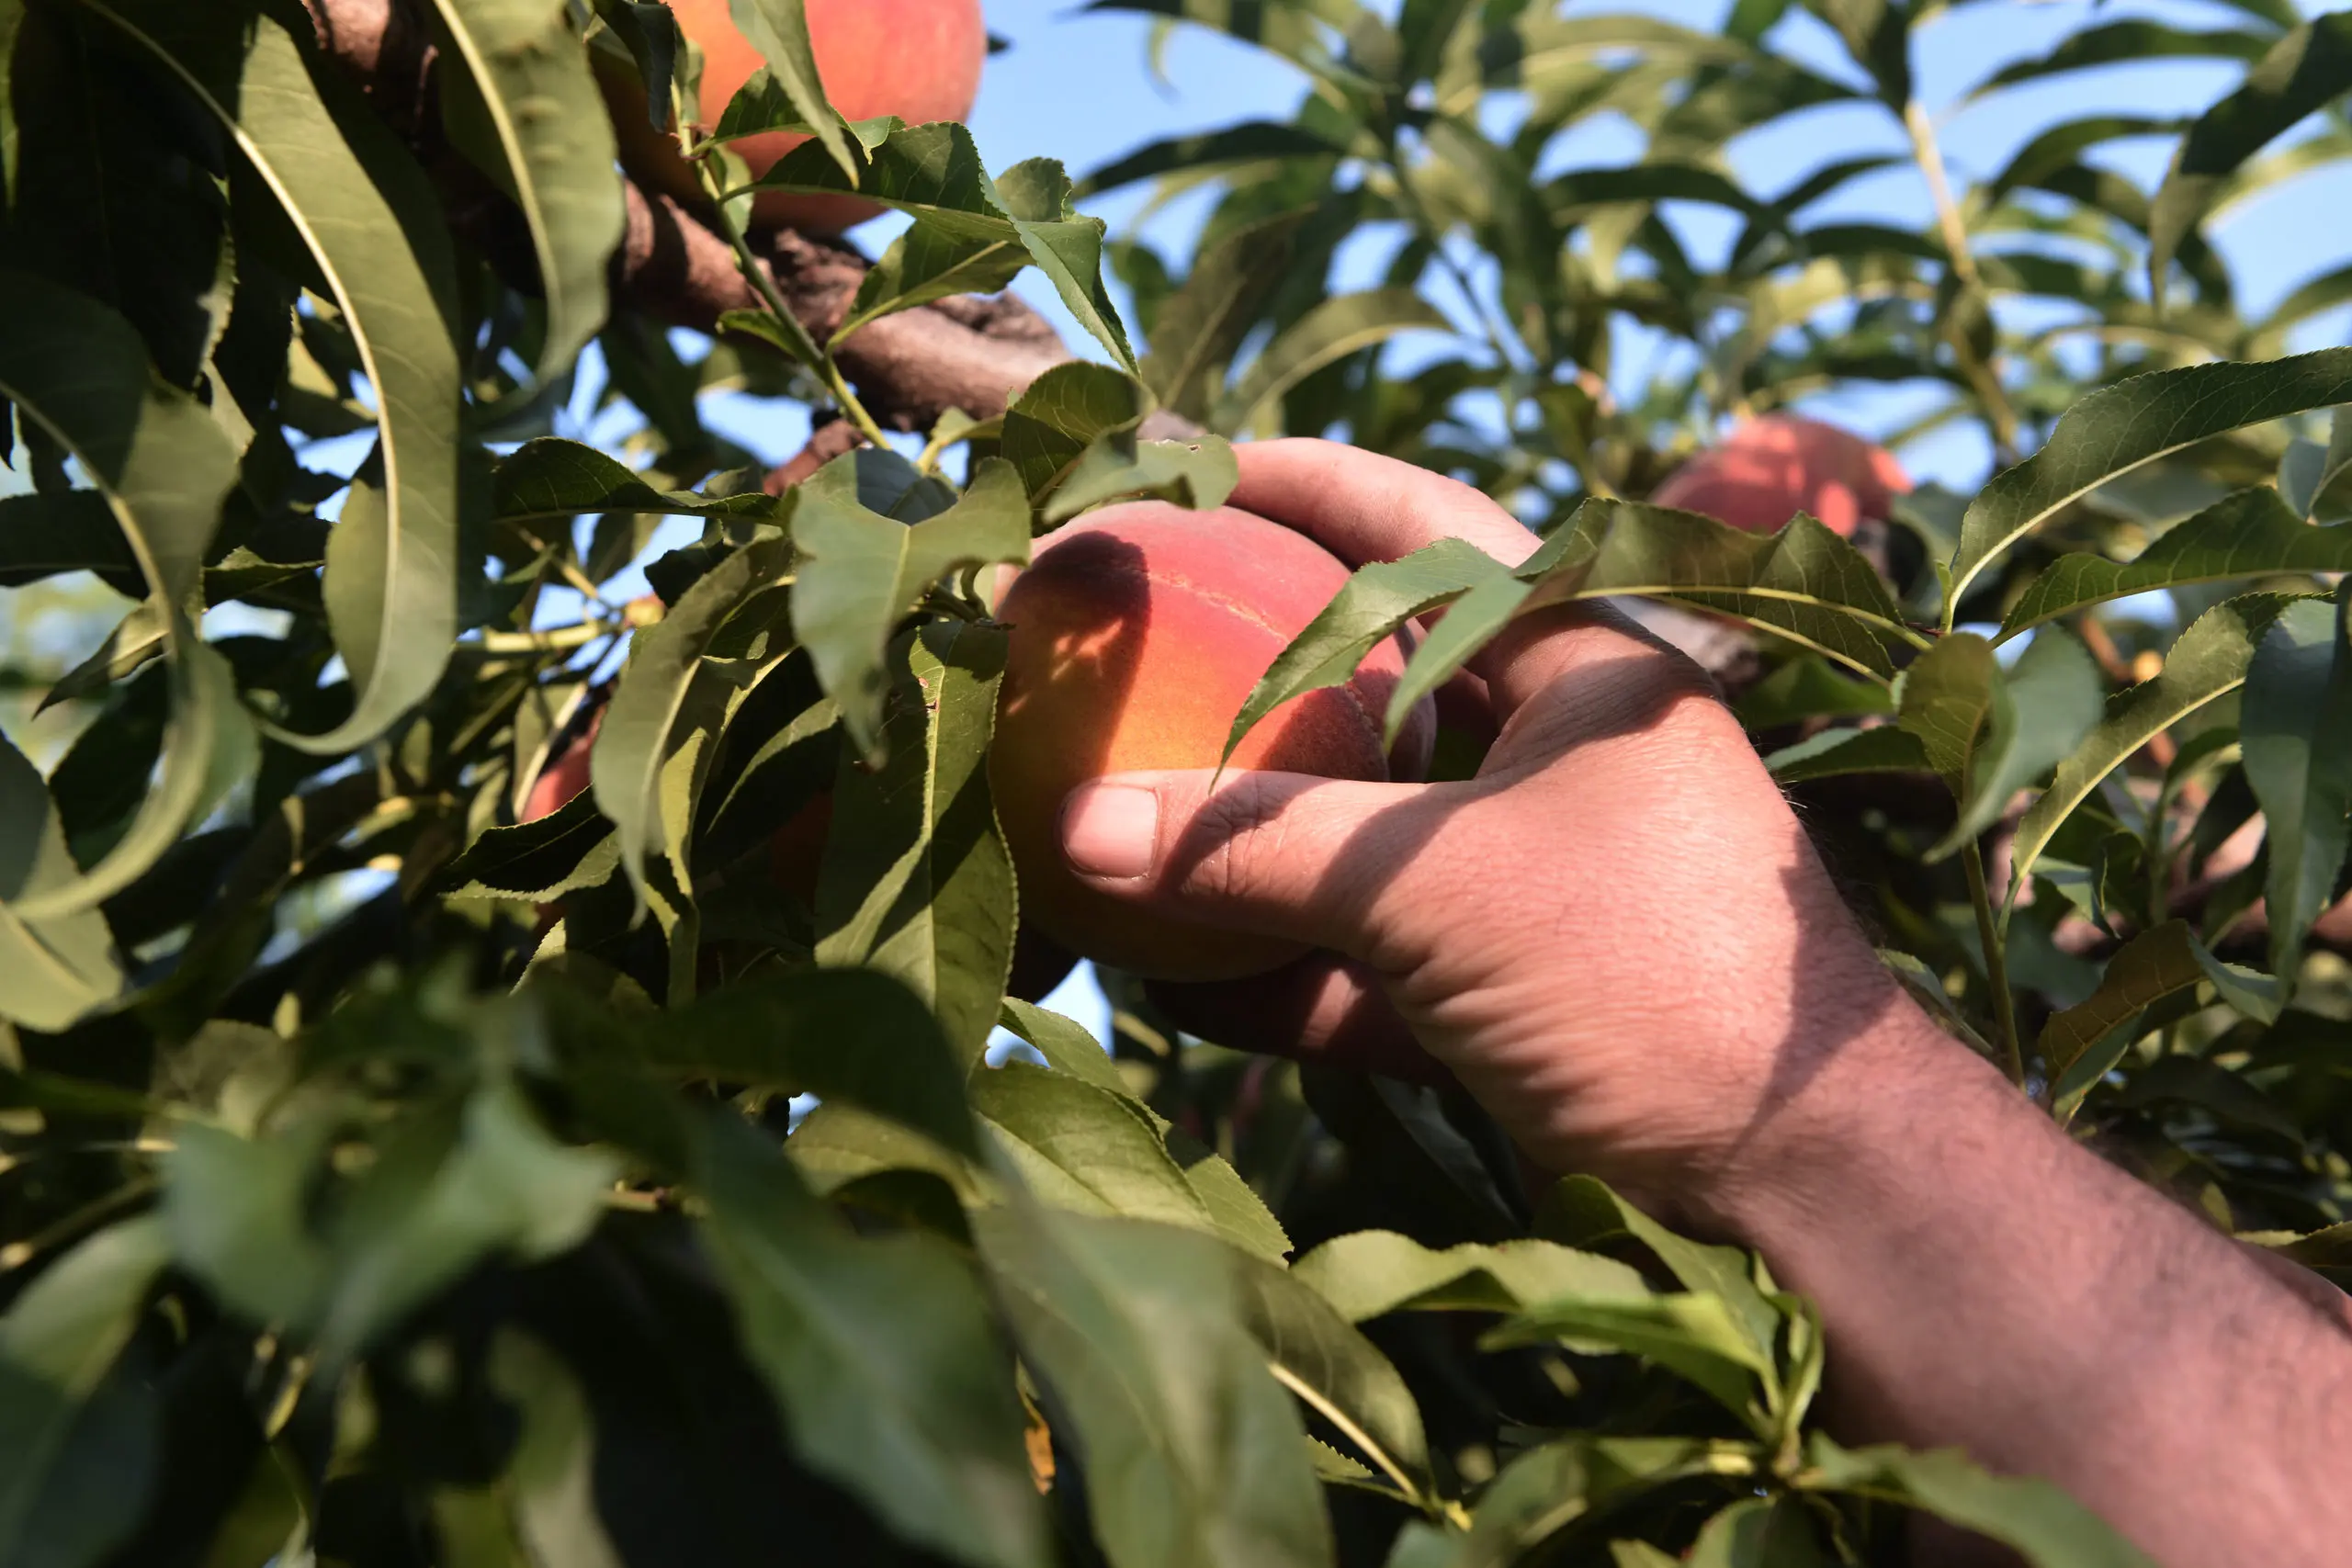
[605,0,987,232]
[1055,438,2352,1568]
[989,502,1432,981]
[1650,412,1912,537]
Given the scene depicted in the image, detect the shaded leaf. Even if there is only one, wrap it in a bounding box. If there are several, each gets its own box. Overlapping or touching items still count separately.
[792,458,1030,758]
[428,0,623,379]
[1801,1438,2153,1568]
[1216,289,1453,434]
[2240,586,2352,981]
[1292,1230,1648,1323]
[2041,919,2281,1087]
[0,728,125,1032]
[975,1208,1335,1568]
[696,1114,1049,1568]
[2009,594,2302,898]
[0,1218,168,1568]
[2151,15,2352,305]
[814,621,1018,1063]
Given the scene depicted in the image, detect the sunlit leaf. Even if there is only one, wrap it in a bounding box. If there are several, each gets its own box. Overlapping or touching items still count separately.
[1999,487,2352,637]
[1948,350,2352,615]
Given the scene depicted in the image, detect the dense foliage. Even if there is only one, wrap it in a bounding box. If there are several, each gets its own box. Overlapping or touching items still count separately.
[2,0,2351,1564]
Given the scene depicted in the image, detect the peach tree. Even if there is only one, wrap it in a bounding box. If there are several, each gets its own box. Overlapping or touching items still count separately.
[1,1,2349,1564]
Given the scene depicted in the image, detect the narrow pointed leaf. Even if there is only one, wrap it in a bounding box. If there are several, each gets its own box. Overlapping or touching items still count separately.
[697,1116,1049,1568]
[2000,487,2352,637]
[1801,1438,2153,1568]
[2241,587,2352,982]
[2040,919,2281,1085]
[1216,288,1453,434]
[1949,350,2352,614]
[2150,14,2352,306]
[427,0,623,379]
[2009,593,2304,898]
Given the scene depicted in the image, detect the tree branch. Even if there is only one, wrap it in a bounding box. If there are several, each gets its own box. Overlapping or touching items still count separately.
[302,0,1083,435]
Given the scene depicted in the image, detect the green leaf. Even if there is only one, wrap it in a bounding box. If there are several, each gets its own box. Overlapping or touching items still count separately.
[0,1218,168,1568]
[1686,1495,1829,1568]
[1999,487,2352,637]
[1532,500,1913,678]
[0,491,135,588]
[1948,350,2352,615]
[2009,594,2303,899]
[975,1208,1335,1568]
[86,0,464,754]
[725,0,861,185]
[622,968,979,1157]
[1483,1292,1777,1426]
[791,458,1030,758]
[1764,724,1933,782]
[1291,1230,1648,1322]
[1225,537,1512,766]
[470,1331,627,1568]
[1537,1176,1783,1359]
[1216,288,1453,434]
[1801,1437,2154,1568]
[427,0,622,380]
[971,1063,1219,1231]
[1897,629,2105,860]
[2041,919,2282,1088]
[1001,362,1153,500]
[1968,21,2272,99]
[0,272,250,922]
[1231,1254,1437,1510]
[836,219,1032,344]
[1045,434,1239,525]
[696,1115,1049,1568]
[2150,14,2352,307]
[164,1083,616,1364]
[492,436,786,525]
[593,536,793,911]
[1138,209,1310,423]
[0,728,124,1032]
[816,621,1018,1066]
[1080,123,1348,200]
[441,792,619,905]
[1394,1435,1753,1568]
[997,998,1127,1093]
[2240,586,2352,982]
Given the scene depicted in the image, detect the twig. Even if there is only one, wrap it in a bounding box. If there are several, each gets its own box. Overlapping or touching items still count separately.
[1963,839,2027,1088]
[1903,99,2021,461]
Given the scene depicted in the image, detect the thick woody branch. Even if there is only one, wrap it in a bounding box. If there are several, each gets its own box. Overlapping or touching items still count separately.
[612,186,1075,431]
[302,0,1082,434]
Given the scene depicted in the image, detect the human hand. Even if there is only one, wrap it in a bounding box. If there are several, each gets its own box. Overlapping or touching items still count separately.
[1055,438,1967,1231]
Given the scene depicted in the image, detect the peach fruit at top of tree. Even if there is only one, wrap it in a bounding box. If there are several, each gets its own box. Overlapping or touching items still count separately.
[605,0,987,233]
[989,502,1436,983]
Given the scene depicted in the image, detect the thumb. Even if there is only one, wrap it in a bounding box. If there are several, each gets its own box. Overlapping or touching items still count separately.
[1057,770,1421,958]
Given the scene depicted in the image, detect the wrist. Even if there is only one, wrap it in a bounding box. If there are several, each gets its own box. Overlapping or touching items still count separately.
[1681,993,2026,1254]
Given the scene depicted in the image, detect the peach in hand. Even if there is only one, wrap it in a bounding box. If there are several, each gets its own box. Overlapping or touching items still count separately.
[989,502,1435,982]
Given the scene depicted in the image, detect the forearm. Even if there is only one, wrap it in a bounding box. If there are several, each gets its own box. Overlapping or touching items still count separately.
[1714,1009,2352,1567]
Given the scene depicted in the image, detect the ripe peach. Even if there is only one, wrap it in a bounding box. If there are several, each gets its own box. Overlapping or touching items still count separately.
[989,502,1436,982]
[603,0,986,233]
[1648,413,1910,537]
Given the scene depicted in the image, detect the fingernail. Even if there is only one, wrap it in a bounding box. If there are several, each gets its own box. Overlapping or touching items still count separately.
[1060,784,1159,880]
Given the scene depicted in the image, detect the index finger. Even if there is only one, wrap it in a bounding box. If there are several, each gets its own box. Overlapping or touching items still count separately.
[1229,439,1543,570]
[1229,438,1695,724]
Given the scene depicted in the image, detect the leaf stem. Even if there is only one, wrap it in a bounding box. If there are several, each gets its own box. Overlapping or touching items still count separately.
[1962,840,2026,1087]
[688,125,895,453]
